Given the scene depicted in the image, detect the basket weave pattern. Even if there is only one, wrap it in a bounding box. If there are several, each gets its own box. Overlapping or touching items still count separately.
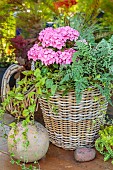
[39,88,108,150]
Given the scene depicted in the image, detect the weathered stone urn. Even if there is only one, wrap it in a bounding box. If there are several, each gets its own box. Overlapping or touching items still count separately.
[8,121,49,162]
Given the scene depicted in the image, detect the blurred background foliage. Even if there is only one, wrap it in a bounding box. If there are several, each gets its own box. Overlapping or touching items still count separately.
[0,0,113,66]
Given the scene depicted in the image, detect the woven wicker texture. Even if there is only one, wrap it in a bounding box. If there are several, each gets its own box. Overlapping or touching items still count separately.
[1,64,38,117]
[1,64,24,102]
[39,88,108,150]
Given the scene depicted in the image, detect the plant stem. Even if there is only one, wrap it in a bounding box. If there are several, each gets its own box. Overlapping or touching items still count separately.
[0,150,9,155]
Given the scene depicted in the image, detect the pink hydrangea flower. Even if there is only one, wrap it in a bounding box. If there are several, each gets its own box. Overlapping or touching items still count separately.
[28,44,43,61]
[38,26,79,49]
[27,26,80,65]
[56,48,76,65]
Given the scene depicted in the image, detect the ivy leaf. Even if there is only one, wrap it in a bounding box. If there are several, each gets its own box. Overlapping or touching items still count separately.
[9,122,16,128]
[22,109,29,117]
[16,160,21,165]
[28,104,36,113]
[10,153,15,157]
[10,159,15,165]
[9,134,15,139]
[22,120,28,127]
[41,67,49,75]
[8,91,15,97]
[109,65,113,73]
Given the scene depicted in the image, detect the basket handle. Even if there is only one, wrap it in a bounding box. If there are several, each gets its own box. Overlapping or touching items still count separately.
[1,64,24,102]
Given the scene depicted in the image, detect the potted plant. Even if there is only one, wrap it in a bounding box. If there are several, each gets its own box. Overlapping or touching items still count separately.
[0,79,49,170]
[1,22,113,150]
[24,25,113,149]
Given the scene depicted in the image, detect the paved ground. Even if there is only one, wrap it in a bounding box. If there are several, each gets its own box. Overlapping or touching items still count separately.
[0,105,113,170]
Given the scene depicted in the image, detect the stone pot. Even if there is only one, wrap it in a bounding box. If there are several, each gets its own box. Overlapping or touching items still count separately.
[8,121,49,162]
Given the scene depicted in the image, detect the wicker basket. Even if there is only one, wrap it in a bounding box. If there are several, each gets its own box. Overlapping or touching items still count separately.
[1,64,38,117]
[39,88,108,150]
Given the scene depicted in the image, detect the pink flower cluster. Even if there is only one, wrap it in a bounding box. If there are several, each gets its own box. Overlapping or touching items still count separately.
[28,26,80,65]
[28,45,75,65]
[38,26,79,50]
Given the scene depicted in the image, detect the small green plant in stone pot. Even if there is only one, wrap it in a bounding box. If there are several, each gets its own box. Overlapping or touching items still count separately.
[0,72,49,170]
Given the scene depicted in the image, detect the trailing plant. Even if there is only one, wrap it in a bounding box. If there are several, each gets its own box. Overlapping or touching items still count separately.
[8,121,40,170]
[0,88,40,170]
[95,125,113,164]
[0,67,40,169]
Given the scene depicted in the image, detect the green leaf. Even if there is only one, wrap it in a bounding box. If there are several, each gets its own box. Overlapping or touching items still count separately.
[17,80,25,86]
[16,160,21,165]
[34,68,41,77]
[8,91,15,97]
[104,153,111,161]
[46,79,53,88]
[10,152,15,157]
[9,134,15,139]
[28,104,36,113]
[40,77,46,85]
[28,92,35,98]
[37,86,42,94]
[41,67,48,75]
[94,96,99,101]
[60,74,70,84]
[15,93,24,100]
[96,74,100,79]
[51,84,57,95]
[10,159,15,165]
[22,70,33,76]
[9,122,16,128]
[22,109,29,117]
[22,120,28,127]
